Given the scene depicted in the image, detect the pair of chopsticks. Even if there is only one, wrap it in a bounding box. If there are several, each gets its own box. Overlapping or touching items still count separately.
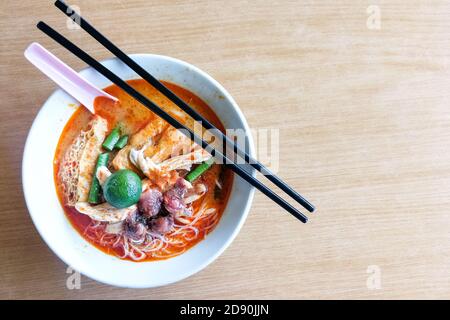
[39,0,315,223]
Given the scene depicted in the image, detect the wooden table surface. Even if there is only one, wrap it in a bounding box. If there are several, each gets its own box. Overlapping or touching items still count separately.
[1,0,450,299]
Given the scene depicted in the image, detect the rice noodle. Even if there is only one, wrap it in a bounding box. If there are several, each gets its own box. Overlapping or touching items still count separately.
[81,195,220,261]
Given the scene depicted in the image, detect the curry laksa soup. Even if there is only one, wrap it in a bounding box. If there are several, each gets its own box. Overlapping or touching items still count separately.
[54,79,233,261]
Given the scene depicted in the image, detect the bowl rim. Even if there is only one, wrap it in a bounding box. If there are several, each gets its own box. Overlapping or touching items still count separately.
[22,53,256,288]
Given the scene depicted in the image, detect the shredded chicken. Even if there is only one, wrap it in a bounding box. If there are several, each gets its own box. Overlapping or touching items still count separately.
[105,221,124,234]
[159,149,212,172]
[75,202,137,223]
[130,146,211,188]
[95,166,112,187]
[184,183,207,204]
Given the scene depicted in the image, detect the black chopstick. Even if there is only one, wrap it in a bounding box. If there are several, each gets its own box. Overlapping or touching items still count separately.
[37,21,309,223]
[54,0,315,214]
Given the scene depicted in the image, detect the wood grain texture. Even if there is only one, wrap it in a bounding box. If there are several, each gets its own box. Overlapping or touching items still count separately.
[1,0,450,299]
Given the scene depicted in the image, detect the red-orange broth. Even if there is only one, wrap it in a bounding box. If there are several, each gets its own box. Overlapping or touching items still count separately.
[54,79,233,261]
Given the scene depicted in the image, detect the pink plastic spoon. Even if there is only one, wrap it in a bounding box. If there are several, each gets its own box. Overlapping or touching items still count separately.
[24,42,118,113]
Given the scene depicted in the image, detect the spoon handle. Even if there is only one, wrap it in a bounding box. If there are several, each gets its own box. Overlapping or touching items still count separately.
[24,42,117,113]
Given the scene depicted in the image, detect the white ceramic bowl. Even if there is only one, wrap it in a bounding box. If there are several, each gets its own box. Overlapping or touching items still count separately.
[22,54,255,288]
